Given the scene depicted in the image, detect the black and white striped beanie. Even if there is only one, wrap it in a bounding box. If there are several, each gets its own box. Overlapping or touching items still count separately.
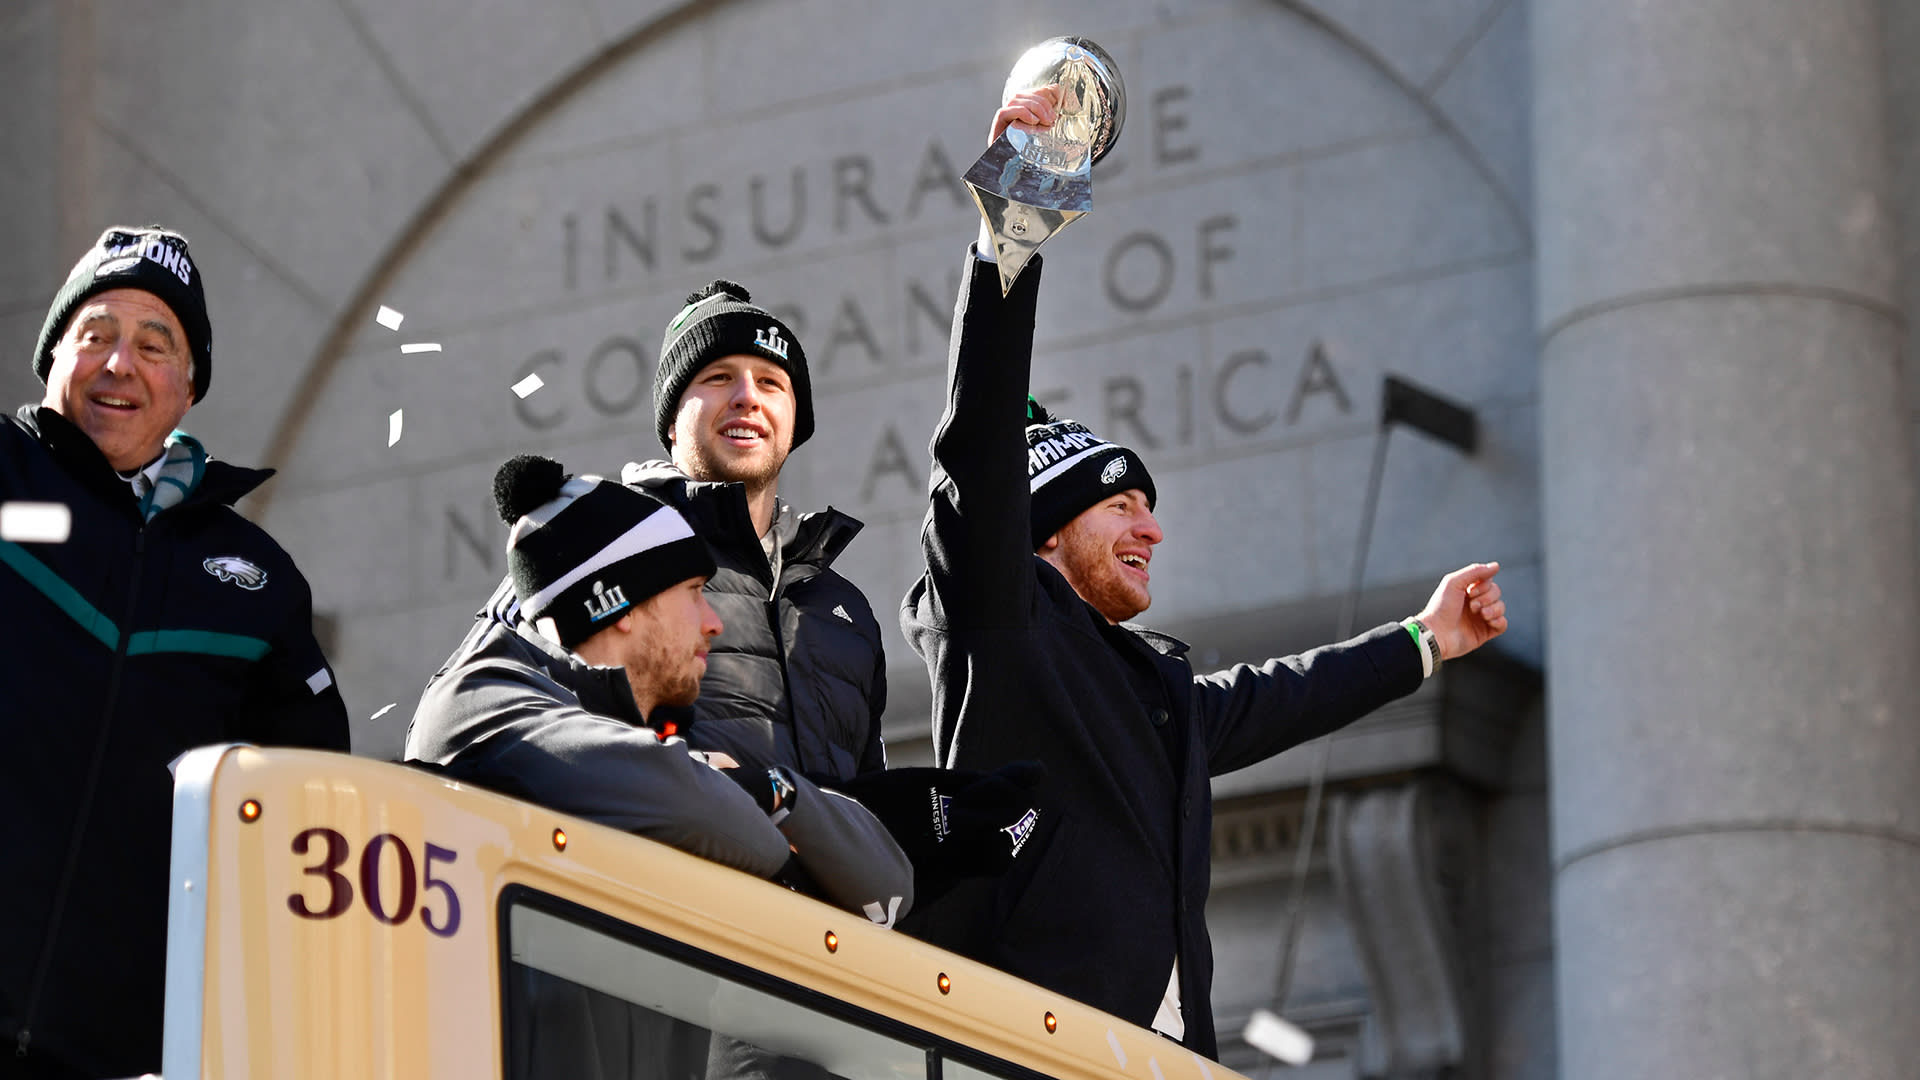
[1025,400,1156,549]
[494,454,716,649]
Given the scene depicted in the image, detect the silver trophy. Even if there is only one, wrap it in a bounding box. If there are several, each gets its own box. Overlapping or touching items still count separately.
[964,37,1126,294]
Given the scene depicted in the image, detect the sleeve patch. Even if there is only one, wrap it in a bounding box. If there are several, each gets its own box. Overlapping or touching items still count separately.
[306,667,334,695]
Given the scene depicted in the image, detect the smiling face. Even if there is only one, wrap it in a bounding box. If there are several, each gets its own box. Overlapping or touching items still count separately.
[1038,488,1163,623]
[668,354,796,492]
[41,289,195,471]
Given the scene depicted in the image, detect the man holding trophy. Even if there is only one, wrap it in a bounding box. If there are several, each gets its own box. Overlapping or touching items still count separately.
[900,41,1510,1055]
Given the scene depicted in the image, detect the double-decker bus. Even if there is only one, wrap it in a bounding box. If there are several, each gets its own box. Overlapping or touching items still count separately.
[160,745,1258,1080]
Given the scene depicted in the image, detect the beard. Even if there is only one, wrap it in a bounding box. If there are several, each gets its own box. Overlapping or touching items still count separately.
[673,413,791,494]
[656,664,704,708]
[1052,522,1151,623]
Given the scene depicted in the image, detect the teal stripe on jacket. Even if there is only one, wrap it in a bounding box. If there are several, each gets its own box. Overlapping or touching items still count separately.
[2,540,270,660]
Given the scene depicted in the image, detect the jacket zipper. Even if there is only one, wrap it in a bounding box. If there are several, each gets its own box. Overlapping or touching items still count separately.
[17,525,148,1061]
[759,520,811,777]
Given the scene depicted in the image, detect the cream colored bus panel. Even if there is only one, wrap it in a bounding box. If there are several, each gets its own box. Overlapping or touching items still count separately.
[163,745,1246,1080]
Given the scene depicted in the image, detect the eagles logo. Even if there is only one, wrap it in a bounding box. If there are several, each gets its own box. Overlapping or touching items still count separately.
[203,555,268,591]
[1099,455,1129,485]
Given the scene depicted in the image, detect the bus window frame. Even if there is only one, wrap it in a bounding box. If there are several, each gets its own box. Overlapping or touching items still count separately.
[496,884,1059,1080]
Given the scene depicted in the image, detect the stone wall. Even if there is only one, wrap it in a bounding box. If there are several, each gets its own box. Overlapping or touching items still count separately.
[4,2,1556,1075]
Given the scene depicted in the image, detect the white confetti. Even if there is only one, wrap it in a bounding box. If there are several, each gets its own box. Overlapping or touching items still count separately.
[370,703,398,721]
[1242,1009,1314,1067]
[400,342,441,354]
[511,373,545,399]
[375,306,405,331]
[388,409,404,447]
[0,501,72,544]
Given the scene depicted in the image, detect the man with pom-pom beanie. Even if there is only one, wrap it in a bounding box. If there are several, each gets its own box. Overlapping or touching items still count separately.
[404,454,913,918]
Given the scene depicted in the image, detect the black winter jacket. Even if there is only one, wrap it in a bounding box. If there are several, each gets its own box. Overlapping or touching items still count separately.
[899,254,1423,1057]
[621,461,888,786]
[0,406,349,1078]
[404,584,912,919]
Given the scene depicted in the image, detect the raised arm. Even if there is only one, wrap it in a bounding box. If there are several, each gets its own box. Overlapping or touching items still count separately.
[914,251,1048,630]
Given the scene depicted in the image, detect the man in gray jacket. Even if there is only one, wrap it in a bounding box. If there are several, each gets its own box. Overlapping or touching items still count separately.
[405,454,913,918]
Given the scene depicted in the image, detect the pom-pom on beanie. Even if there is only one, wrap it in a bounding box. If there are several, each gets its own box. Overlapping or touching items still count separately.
[494,453,716,649]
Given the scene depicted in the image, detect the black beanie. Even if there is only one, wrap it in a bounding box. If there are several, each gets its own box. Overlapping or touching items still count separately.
[35,226,213,403]
[653,280,813,452]
[1025,400,1156,549]
[494,454,717,649]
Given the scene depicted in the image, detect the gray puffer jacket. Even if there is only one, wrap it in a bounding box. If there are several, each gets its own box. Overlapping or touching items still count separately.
[405,583,913,921]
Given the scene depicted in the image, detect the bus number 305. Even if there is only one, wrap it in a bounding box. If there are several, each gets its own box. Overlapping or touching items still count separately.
[287,827,461,938]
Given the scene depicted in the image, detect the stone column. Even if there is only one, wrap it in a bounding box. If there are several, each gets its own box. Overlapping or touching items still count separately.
[1532,2,1920,1077]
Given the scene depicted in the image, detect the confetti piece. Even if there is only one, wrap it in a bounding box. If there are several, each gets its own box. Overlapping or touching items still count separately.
[375,306,405,331]
[0,501,72,543]
[370,703,398,721]
[388,409,404,447]
[511,373,545,399]
[400,342,441,354]
[1242,1009,1313,1066]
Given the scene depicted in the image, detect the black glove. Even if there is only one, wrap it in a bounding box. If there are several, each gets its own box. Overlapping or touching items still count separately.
[726,764,800,822]
[831,762,1048,887]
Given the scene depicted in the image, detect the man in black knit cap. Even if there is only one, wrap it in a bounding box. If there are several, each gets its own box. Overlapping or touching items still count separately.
[407,453,913,910]
[409,454,917,1080]
[1,225,349,1079]
[900,88,1511,1056]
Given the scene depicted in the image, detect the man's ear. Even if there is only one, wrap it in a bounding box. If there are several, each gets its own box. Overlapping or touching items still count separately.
[611,612,635,635]
[1038,532,1061,553]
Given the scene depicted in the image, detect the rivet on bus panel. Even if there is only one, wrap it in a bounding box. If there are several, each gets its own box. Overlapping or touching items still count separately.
[552,828,568,851]
[937,973,951,994]
[238,799,262,823]
[1044,1012,1058,1034]
[824,931,839,953]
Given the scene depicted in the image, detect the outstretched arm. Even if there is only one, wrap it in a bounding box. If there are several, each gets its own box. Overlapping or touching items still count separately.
[1199,562,1510,774]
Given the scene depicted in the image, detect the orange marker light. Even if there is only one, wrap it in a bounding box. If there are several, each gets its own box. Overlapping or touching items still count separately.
[552,828,568,851]
[238,799,261,823]
[937,973,951,995]
[1044,1012,1058,1034]
[824,931,839,953]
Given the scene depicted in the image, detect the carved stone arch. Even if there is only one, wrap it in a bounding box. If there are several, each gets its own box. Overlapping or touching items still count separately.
[254,0,739,497]
[252,0,1526,508]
